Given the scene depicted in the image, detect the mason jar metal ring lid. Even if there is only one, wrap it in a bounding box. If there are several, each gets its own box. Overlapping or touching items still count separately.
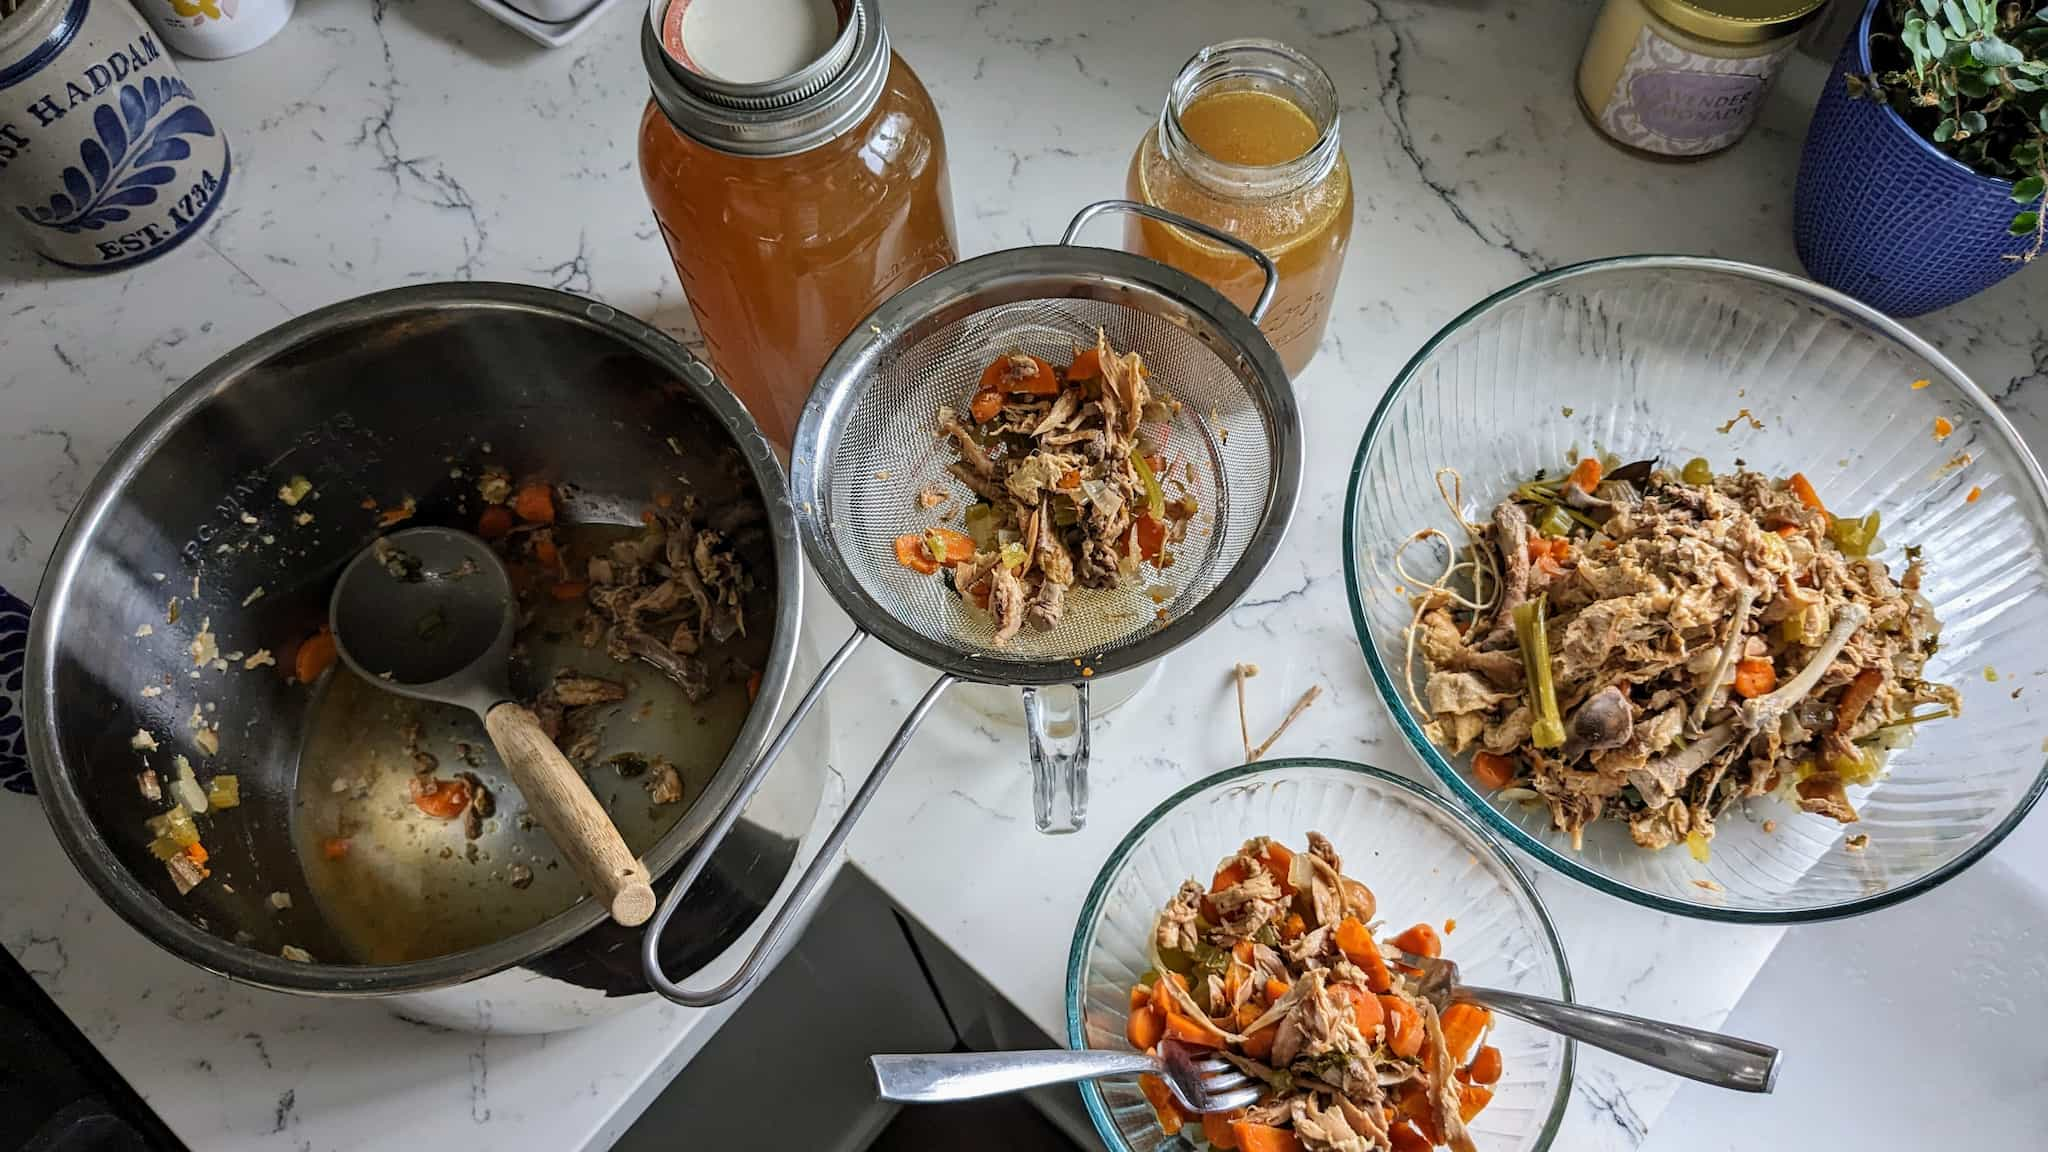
[642,0,890,157]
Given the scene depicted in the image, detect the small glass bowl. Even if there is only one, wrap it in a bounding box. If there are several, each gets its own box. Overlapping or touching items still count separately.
[1345,256,2048,921]
[1065,758,1573,1152]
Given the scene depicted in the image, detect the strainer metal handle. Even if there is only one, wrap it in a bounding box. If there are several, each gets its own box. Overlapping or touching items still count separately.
[642,630,962,1006]
[1060,200,1281,324]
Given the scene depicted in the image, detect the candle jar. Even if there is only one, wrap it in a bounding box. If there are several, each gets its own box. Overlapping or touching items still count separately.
[1577,0,1824,159]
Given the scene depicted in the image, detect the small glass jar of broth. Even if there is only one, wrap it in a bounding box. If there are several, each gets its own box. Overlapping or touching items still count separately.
[1126,39,1352,378]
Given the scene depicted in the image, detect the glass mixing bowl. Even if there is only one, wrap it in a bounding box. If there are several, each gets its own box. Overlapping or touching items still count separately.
[1345,256,2048,922]
[1066,759,1572,1152]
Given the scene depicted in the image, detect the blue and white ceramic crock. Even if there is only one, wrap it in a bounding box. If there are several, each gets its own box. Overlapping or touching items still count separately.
[0,0,229,270]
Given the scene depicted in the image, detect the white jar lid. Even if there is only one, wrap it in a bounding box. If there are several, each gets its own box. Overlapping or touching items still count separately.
[667,0,839,84]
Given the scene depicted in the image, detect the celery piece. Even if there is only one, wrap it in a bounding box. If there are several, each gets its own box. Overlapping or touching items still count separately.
[1131,450,1165,522]
[1827,511,1882,558]
[1514,595,1566,749]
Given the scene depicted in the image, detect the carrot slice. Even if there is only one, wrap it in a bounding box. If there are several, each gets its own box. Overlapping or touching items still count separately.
[1339,982,1385,1038]
[1396,1080,1440,1142]
[1440,1003,1491,1062]
[894,533,940,575]
[1066,347,1102,382]
[1129,984,1153,1011]
[1257,840,1295,893]
[1228,1122,1303,1152]
[1388,1121,1433,1152]
[1335,918,1392,992]
[1163,1011,1222,1048]
[970,388,1004,424]
[1264,977,1291,1004]
[1135,514,1167,561]
[1126,1005,1165,1051]
[1211,859,1251,893]
[476,504,514,540]
[512,483,555,524]
[1567,457,1602,491]
[410,776,471,820]
[1390,922,1441,959]
[1138,1073,1185,1136]
[1466,1044,1503,1086]
[1380,994,1424,1058]
[1239,1022,1278,1061]
[321,836,351,860]
[1151,971,1189,1015]
[1202,1110,1245,1150]
[1789,472,1825,513]
[549,580,589,601]
[1733,657,1777,699]
[924,527,976,566]
[1459,1081,1495,1122]
[533,536,559,566]
[1472,750,1517,789]
[294,628,337,684]
[1280,912,1307,942]
[979,354,1060,396]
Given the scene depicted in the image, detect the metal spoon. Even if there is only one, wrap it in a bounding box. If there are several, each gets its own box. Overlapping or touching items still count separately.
[329,526,657,927]
[1397,950,1779,1092]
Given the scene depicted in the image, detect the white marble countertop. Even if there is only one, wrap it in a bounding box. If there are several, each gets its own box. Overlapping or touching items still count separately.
[2,1,2045,1151]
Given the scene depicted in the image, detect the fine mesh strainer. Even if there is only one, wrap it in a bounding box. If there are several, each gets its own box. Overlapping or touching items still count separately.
[645,201,1301,1005]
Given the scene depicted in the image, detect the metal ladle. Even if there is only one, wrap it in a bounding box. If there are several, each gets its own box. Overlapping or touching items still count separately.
[328,526,657,927]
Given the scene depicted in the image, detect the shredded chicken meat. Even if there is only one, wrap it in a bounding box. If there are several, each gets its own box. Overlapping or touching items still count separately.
[1407,460,1958,853]
[1130,835,1500,1150]
[582,496,751,701]
[902,332,1197,644]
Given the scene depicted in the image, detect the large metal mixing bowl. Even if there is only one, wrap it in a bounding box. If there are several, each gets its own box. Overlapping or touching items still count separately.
[25,283,818,1025]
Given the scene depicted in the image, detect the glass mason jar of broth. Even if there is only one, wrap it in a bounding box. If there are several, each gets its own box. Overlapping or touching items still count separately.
[638,0,958,449]
[1126,39,1352,378]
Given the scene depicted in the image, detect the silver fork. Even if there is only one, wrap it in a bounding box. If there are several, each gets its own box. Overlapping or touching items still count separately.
[872,1038,1263,1112]
[1396,951,1780,1093]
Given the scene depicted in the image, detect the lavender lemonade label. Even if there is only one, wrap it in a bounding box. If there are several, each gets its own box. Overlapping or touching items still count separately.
[0,0,230,270]
[1596,25,1794,157]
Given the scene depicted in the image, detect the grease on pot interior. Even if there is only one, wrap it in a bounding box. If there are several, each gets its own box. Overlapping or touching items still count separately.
[293,518,763,964]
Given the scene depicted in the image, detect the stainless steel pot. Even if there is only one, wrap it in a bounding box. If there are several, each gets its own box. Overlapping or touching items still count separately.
[25,283,826,1032]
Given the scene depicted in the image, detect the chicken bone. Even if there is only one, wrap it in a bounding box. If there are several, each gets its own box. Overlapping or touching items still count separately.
[1689,584,1758,731]
[1742,601,1871,733]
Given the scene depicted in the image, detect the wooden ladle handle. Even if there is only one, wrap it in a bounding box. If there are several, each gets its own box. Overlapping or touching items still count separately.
[482,701,656,927]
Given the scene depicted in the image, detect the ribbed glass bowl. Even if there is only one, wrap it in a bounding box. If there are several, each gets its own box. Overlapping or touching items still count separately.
[1345,256,2048,922]
[1065,759,1572,1152]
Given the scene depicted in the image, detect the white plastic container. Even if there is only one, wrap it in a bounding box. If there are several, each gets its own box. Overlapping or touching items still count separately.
[132,0,293,60]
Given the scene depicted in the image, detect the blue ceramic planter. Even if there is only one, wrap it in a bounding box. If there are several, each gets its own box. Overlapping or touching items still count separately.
[1794,0,2037,317]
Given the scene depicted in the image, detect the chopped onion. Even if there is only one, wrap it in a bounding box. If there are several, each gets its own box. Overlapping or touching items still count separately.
[171,756,207,814]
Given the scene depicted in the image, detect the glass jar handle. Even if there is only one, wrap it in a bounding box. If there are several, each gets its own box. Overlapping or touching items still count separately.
[1059,199,1280,324]
[1020,683,1089,834]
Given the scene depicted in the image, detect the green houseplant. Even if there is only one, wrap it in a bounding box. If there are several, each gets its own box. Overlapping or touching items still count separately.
[1794,0,2046,314]
[1852,0,2048,256]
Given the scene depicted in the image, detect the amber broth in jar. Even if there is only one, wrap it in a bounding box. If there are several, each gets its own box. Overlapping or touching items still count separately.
[638,0,957,449]
[1126,42,1352,378]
